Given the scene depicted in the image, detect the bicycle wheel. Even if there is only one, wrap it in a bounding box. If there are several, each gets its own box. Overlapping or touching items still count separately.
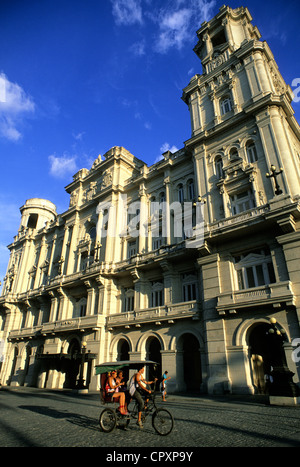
[116,412,131,430]
[99,408,117,433]
[152,409,174,436]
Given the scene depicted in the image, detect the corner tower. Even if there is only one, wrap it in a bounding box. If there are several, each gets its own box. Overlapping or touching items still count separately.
[183,5,300,225]
[182,5,300,396]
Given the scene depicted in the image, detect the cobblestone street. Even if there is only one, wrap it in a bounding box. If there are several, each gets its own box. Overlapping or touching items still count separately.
[0,387,300,450]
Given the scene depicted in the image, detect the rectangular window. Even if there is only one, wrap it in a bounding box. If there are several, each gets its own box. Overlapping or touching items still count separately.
[182,274,198,301]
[124,288,135,312]
[234,249,276,290]
[150,281,164,307]
[230,189,255,215]
[153,237,163,250]
[127,240,137,258]
[183,283,197,301]
[80,304,87,317]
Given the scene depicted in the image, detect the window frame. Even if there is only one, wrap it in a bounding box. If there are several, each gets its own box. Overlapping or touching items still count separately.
[229,189,255,215]
[220,96,232,115]
[234,250,276,290]
[123,288,135,312]
[150,281,164,307]
[182,273,198,302]
[246,141,258,163]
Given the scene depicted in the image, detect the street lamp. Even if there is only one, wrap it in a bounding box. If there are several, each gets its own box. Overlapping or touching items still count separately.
[267,318,299,400]
[266,165,283,196]
[76,341,87,392]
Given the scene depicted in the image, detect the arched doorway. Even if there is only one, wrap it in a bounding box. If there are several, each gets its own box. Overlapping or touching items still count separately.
[248,323,287,394]
[117,339,130,383]
[146,337,161,390]
[21,345,32,386]
[64,339,81,389]
[178,333,201,392]
[118,339,130,361]
[9,346,18,385]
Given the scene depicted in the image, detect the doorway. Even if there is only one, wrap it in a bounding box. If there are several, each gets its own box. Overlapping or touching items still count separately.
[146,337,162,390]
[248,323,287,394]
[64,339,81,389]
[178,333,201,391]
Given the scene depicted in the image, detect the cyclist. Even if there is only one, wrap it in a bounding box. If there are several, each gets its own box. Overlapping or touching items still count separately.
[129,366,157,429]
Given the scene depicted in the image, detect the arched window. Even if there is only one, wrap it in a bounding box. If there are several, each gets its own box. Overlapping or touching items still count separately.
[178,183,184,203]
[88,226,97,240]
[246,140,258,163]
[214,156,224,179]
[159,192,166,203]
[229,147,239,160]
[187,180,195,200]
[220,96,232,115]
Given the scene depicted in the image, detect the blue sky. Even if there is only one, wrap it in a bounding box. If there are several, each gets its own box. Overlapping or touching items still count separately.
[0,0,299,286]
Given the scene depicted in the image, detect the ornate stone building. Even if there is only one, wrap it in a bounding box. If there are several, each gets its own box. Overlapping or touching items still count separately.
[1,5,300,396]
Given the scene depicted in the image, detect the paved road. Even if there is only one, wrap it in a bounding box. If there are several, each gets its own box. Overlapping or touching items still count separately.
[0,387,300,450]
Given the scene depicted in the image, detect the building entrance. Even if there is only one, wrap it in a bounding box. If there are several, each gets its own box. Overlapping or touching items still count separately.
[146,337,162,390]
[178,333,201,392]
[249,323,287,394]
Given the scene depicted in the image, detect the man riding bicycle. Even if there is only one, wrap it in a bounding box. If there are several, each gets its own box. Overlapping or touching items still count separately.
[129,365,157,429]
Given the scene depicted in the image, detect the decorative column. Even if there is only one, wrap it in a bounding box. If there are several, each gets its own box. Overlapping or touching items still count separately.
[138,184,148,254]
[228,77,241,114]
[209,89,221,126]
[85,280,96,316]
[14,237,33,294]
[60,225,70,275]
[66,215,80,274]
[163,176,171,245]
[48,291,58,322]
[56,287,69,321]
[48,233,58,278]
[189,90,203,134]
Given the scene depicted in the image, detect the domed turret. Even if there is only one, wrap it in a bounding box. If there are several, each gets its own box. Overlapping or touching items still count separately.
[19,198,57,231]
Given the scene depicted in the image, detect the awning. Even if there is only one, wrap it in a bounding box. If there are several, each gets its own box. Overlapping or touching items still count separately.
[95,360,158,375]
[38,352,96,361]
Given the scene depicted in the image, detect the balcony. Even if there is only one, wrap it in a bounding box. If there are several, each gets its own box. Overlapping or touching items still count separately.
[210,205,270,236]
[107,300,201,329]
[216,281,295,315]
[8,314,105,341]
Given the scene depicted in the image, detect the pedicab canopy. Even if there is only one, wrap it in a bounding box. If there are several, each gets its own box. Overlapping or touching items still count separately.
[95,360,158,375]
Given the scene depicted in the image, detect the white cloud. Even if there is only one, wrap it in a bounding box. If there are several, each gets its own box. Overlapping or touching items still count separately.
[0,73,35,141]
[110,0,216,55]
[154,142,179,162]
[130,40,146,57]
[155,8,192,53]
[72,131,85,141]
[111,0,143,26]
[152,0,216,54]
[49,153,77,178]
[160,142,179,154]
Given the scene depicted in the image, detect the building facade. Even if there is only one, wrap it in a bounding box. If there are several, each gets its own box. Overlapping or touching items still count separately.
[1,5,300,395]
